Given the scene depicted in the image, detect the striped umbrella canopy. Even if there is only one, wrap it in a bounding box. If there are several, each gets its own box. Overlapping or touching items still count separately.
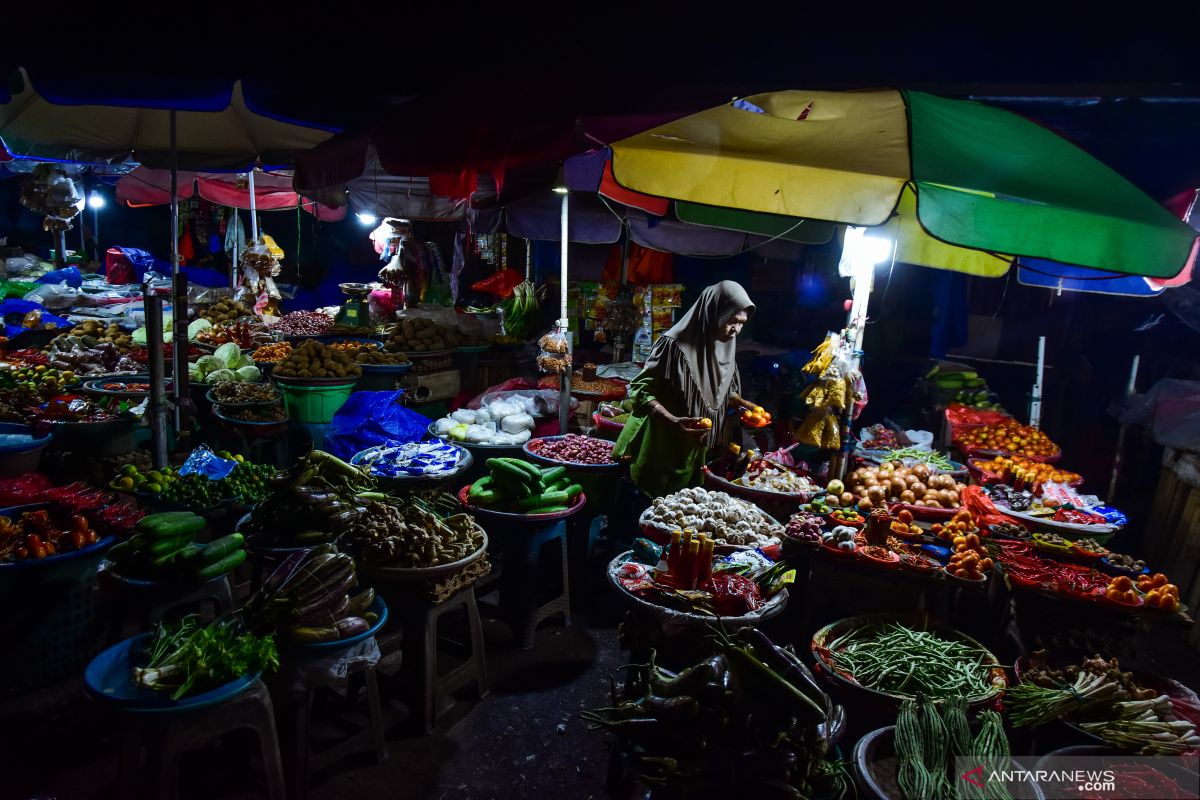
[608,89,1199,280]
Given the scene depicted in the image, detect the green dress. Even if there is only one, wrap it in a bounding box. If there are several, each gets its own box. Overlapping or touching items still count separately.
[614,343,739,498]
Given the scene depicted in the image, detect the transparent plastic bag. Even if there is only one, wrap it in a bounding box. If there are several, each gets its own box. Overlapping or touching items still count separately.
[537,326,571,374]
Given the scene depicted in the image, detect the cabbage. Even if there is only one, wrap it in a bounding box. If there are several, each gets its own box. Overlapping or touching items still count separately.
[133,326,148,345]
[235,365,261,382]
[188,318,212,340]
[188,363,202,381]
[207,368,237,384]
[213,343,242,369]
[195,355,224,376]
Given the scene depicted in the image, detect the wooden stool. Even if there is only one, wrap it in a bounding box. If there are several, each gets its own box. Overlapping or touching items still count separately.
[117,678,285,800]
[378,584,488,733]
[279,645,388,800]
[484,519,571,649]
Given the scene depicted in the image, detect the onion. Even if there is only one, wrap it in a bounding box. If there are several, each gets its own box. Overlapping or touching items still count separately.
[901,489,916,503]
[911,482,927,497]
[867,486,885,503]
[859,497,875,511]
[840,492,855,506]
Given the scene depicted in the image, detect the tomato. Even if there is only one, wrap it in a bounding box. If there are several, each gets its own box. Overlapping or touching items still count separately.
[1151,573,1168,587]
[1113,575,1133,591]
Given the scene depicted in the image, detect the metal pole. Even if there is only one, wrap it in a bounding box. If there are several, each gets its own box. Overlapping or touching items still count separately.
[559,191,571,435]
[170,110,180,277]
[619,232,631,285]
[172,272,191,453]
[93,206,99,262]
[248,169,259,240]
[524,238,532,281]
[1030,336,1046,428]
[1107,355,1140,501]
[145,282,169,468]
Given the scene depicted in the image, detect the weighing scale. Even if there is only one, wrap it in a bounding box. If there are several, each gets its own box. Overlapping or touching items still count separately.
[334,283,371,328]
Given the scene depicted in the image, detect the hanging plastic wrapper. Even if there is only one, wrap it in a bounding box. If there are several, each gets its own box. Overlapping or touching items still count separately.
[234,237,281,315]
[178,444,238,481]
[20,164,83,234]
[537,325,571,375]
[370,218,418,310]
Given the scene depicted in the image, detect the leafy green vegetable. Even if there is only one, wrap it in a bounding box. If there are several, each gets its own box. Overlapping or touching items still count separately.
[188,318,213,340]
[195,354,224,375]
[134,617,278,700]
[213,342,242,369]
[207,368,237,384]
[235,365,261,382]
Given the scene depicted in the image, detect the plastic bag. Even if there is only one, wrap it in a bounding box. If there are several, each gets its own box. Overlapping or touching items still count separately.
[537,327,571,374]
[500,412,534,433]
[0,279,38,300]
[482,389,577,418]
[1119,378,1200,452]
[324,391,432,462]
[23,282,80,309]
[471,267,524,299]
[36,266,83,288]
[178,444,237,481]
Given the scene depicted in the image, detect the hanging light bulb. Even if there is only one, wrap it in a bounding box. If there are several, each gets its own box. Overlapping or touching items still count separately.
[87,191,105,209]
[356,211,378,226]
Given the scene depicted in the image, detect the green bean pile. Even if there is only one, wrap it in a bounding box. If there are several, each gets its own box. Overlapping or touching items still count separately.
[895,697,1012,800]
[828,622,999,700]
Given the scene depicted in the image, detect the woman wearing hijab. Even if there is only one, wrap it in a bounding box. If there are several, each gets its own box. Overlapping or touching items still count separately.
[614,280,758,498]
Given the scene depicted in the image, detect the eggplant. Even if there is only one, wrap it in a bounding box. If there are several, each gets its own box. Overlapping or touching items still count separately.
[288,616,368,643]
[345,587,375,616]
[293,593,350,624]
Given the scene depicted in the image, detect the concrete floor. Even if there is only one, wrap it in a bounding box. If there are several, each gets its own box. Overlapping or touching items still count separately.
[5,549,1200,800]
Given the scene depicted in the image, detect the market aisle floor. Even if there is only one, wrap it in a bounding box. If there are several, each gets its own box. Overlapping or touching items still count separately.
[3,577,627,800]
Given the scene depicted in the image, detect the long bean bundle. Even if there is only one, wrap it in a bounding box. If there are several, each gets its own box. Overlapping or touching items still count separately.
[973,710,1013,800]
[827,622,999,700]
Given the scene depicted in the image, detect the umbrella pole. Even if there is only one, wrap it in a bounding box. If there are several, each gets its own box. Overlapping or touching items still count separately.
[559,190,571,435]
[1107,355,1140,502]
[249,169,258,239]
[145,281,169,468]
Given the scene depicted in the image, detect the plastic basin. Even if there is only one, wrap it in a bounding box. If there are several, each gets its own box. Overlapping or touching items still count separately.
[275,380,356,424]
[0,423,52,478]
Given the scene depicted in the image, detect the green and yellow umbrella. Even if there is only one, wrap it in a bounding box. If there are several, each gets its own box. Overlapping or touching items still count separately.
[609,89,1198,279]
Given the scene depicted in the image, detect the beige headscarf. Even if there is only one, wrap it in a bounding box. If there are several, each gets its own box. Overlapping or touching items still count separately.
[645,280,755,443]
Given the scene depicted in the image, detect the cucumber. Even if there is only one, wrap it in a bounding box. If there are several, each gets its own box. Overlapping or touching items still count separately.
[491,474,532,499]
[472,475,494,492]
[138,514,205,538]
[517,490,570,511]
[487,458,534,485]
[525,504,568,515]
[563,483,584,501]
[539,466,567,484]
[151,544,193,568]
[148,533,195,556]
[199,533,244,564]
[196,548,246,579]
[547,477,570,492]
[471,489,498,506]
[500,458,543,483]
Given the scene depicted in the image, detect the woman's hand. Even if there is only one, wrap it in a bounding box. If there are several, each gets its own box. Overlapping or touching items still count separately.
[651,401,711,443]
[729,393,756,412]
[673,417,714,442]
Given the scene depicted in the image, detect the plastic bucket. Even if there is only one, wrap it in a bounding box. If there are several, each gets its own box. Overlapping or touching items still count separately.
[277,382,356,424]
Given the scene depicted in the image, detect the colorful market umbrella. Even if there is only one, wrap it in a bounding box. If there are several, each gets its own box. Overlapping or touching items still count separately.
[115,166,346,221]
[0,68,335,171]
[609,89,1199,279]
[1017,188,1199,296]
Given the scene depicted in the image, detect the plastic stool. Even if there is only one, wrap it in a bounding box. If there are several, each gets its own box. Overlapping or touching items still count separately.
[483,519,571,649]
[378,584,488,733]
[282,649,387,800]
[101,574,234,643]
[117,678,285,800]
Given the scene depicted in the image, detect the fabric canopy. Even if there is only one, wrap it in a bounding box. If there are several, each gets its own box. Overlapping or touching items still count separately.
[116,167,345,221]
[0,68,335,171]
[609,89,1199,279]
[1017,188,1200,296]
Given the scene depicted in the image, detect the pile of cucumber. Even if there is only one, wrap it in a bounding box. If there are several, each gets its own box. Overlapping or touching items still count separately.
[105,512,246,582]
[467,458,583,515]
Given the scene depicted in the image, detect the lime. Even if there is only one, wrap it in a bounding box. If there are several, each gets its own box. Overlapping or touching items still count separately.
[147,471,163,483]
[145,483,162,494]
[120,464,138,477]
[118,476,135,490]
